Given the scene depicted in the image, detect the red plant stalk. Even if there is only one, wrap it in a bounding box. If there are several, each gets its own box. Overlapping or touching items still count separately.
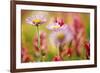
[21,48,32,62]
[59,44,65,60]
[72,14,85,57]
[52,56,62,61]
[61,41,73,59]
[33,32,48,61]
[84,42,90,59]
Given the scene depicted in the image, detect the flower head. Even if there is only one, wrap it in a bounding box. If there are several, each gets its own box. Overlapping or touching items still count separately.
[46,17,65,31]
[46,23,61,30]
[21,48,32,62]
[26,15,46,26]
[55,17,64,26]
[50,25,74,46]
[52,56,62,61]
[84,41,90,59]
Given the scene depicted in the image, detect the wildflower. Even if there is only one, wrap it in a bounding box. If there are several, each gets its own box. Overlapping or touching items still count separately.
[46,17,65,31]
[61,48,73,58]
[33,31,48,61]
[46,23,61,30]
[52,56,62,61]
[50,25,74,46]
[21,48,32,62]
[26,15,46,26]
[84,42,90,59]
[71,14,85,56]
[33,31,47,51]
[66,48,73,57]
[55,17,64,26]
[26,14,47,61]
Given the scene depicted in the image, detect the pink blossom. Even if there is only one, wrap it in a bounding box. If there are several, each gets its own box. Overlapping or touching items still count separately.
[66,48,73,57]
[21,48,32,62]
[46,17,65,31]
[26,15,46,26]
[71,14,86,56]
[61,48,73,57]
[52,56,62,61]
[54,17,64,26]
[50,25,74,46]
[33,31,48,53]
[84,42,90,59]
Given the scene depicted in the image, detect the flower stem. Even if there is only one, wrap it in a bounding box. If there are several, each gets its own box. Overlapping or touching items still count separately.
[57,44,60,56]
[58,44,63,60]
[36,26,41,61]
[37,26,40,49]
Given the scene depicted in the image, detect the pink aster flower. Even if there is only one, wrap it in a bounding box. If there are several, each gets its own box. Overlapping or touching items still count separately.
[26,15,47,61]
[26,15,46,26]
[46,23,61,30]
[50,25,74,59]
[50,25,74,46]
[46,17,65,31]
[55,17,64,26]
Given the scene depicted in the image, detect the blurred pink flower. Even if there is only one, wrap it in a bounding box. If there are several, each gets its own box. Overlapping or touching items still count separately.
[61,48,73,57]
[50,25,74,46]
[66,48,73,57]
[84,42,90,59]
[21,48,32,62]
[33,31,48,55]
[71,14,86,56]
[26,15,46,26]
[46,17,65,31]
[52,56,62,61]
[46,23,61,30]
[54,17,64,26]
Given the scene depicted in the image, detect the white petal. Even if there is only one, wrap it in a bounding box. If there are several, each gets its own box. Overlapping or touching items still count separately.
[26,17,33,25]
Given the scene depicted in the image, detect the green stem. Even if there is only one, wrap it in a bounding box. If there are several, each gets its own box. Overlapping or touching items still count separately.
[36,26,41,61]
[37,26,40,49]
[58,44,64,60]
[57,44,60,56]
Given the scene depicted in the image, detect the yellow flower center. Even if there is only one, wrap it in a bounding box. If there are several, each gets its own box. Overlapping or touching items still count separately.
[32,19,41,24]
[57,33,65,41]
[52,25,60,29]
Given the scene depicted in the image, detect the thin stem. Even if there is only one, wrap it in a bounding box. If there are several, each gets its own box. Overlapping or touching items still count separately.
[57,44,60,56]
[36,26,41,61]
[37,26,40,50]
[58,44,64,60]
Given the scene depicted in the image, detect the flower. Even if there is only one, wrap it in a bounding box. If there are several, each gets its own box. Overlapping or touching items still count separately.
[33,31,48,55]
[26,15,46,26]
[46,17,65,31]
[61,48,73,58]
[84,42,90,59]
[66,48,73,57]
[50,25,74,46]
[71,14,85,56]
[52,56,62,61]
[46,23,61,30]
[21,48,32,62]
[55,17,64,26]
